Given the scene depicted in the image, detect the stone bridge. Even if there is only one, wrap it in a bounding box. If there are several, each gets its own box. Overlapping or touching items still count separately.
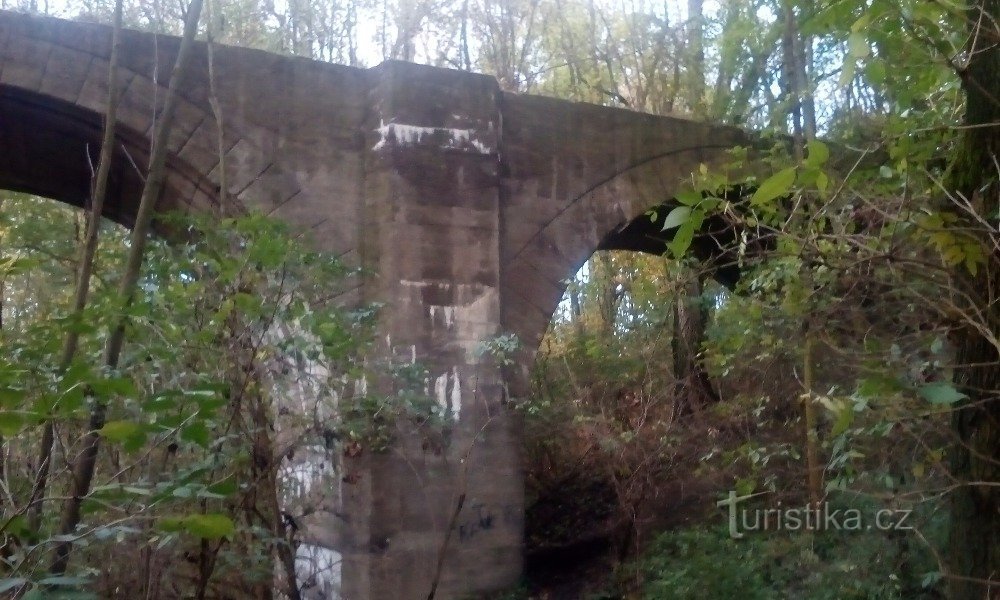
[0,11,754,599]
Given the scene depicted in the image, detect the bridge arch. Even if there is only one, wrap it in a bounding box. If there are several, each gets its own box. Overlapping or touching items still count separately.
[0,85,218,224]
[498,95,752,391]
[0,10,310,227]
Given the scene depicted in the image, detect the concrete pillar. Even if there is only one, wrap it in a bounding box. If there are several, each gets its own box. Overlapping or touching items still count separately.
[337,61,524,600]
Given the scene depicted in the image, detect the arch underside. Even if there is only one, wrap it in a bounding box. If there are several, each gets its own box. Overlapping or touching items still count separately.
[0,85,215,226]
[597,202,744,289]
[499,134,754,394]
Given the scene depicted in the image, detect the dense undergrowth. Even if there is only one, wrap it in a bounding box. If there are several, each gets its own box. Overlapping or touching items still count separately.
[509,247,954,599]
[639,515,945,600]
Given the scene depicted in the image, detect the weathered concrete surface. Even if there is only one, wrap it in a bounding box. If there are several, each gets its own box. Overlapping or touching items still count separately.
[0,10,750,598]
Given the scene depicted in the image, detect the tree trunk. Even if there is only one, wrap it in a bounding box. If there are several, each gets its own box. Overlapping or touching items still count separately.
[685,0,705,115]
[671,270,717,417]
[596,252,619,336]
[569,283,585,340]
[781,1,804,158]
[797,32,816,140]
[50,0,205,574]
[392,0,419,61]
[801,331,822,508]
[27,0,123,535]
[726,25,780,125]
[946,1,1000,597]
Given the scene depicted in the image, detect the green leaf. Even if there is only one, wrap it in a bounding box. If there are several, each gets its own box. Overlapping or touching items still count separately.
[233,292,262,315]
[146,390,183,412]
[917,382,967,405]
[752,168,796,206]
[98,420,144,443]
[699,196,721,211]
[182,513,235,539]
[62,319,97,335]
[0,387,25,408]
[865,60,886,85]
[831,406,854,437]
[688,209,706,233]
[4,515,28,538]
[851,12,872,33]
[187,387,227,412]
[124,435,149,453]
[797,166,819,188]
[669,223,695,258]
[805,140,829,168]
[839,58,857,87]
[172,485,196,499]
[667,210,704,258]
[157,517,186,533]
[0,411,26,435]
[735,477,755,497]
[62,361,92,388]
[857,375,903,399]
[848,32,870,59]
[661,206,692,230]
[51,385,86,413]
[90,376,138,399]
[674,190,703,206]
[181,421,211,447]
[816,171,829,195]
[207,478,238,497]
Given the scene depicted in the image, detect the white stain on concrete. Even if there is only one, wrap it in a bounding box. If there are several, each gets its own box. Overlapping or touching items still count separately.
[373,120,492,154]
[401,281,500,357]
[296,543,342,600]
[432,368,463,419]
[400,279,433,289]
[450,367,462,417]
[429,305,456,329]
[434,372,449,413]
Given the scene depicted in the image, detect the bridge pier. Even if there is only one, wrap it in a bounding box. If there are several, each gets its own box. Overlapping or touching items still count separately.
[336,62,524,599]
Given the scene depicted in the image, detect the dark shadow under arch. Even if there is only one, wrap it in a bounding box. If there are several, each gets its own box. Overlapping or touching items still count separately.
[0,85,216,227]
[597,186,774,290]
